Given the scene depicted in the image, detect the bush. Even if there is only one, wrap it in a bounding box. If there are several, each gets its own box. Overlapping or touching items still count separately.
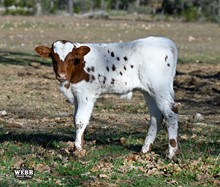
[129,5,152,14]
[3,0,35,15]
[181,6,200,21]
[161,0,220,22]
[4,7,33,15]
[3,0,16,7]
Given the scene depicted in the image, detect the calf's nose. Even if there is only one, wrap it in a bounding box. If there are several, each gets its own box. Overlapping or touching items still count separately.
[57,73,67,82]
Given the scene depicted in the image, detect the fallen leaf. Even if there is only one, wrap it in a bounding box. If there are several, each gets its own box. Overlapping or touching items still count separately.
[66,141,75,147]
[127,153,138,162]
[0,117,5,122]
[0,110,7,116]
[29,62,41,68]
[98,173,109,179]
[13,157,24,168]
[35,163,51,173]
[91,165,100,172]
[81,172,91,177]
[55,179,62,185]
[165,179,178,185]
[212,180,220,186]
[195,174,202,181]
[0,149,4,156]
[120,137,127,145]
[188,36,196,42]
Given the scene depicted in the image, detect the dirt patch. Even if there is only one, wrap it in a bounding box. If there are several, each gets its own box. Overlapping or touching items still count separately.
[175,63,220,124]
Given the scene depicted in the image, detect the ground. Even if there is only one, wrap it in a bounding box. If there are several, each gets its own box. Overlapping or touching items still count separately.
[0,16,219,186]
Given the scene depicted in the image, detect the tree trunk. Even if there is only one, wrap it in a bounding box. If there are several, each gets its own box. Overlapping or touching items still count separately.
[101,0,106,10]
[88,0,94,11]
[218,0,220,26]
[68,0,73,15]
[115,1,120,10]
[50,0,55,11]
[35,0,42,16]
[135,0,141,7]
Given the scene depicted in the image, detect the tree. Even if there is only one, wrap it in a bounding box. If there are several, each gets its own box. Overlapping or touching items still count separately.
[68,0,73,15]
[135,0,141,7]
[101,0,106,10]
[35,0,42,15]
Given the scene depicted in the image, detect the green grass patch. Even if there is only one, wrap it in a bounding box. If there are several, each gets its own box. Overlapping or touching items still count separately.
[0,123,219,186]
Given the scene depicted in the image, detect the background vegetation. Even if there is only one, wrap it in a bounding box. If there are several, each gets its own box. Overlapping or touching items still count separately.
[0,0,220,23]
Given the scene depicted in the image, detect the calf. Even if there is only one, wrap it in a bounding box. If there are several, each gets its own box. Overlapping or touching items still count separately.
[35,37,179,159]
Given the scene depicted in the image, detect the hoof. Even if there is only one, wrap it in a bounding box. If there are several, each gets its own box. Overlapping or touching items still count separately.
[167,149,180,160]
[141,143,153,153]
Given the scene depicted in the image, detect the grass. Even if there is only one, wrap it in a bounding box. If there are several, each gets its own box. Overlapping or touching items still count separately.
[1,16,220,63]
[0,122,219,186]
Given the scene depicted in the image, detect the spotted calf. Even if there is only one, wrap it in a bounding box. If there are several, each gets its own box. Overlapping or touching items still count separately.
[35,37,179,159]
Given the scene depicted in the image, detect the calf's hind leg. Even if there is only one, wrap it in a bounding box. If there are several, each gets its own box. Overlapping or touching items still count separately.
[166,103,179,159]
[157,100,179,159]
[141,93,163,153]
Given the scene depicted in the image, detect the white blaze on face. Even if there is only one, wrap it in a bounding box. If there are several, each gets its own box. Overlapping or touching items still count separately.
[53,41,74,61]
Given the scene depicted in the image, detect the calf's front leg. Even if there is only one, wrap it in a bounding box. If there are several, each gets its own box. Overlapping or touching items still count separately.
[74,97,95,152]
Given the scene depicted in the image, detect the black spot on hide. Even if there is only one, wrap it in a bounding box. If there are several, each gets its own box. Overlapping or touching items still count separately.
[111,78,115,84]
[112,65,116,71]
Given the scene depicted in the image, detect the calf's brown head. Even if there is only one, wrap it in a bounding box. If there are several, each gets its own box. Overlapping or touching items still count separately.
[35,40,90,83]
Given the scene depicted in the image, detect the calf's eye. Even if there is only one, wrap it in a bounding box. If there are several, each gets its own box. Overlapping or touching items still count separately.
[74,58,80,65]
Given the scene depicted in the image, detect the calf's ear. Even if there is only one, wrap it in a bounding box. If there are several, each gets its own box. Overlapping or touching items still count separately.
[35,46,52,58]
[74,46,90,58]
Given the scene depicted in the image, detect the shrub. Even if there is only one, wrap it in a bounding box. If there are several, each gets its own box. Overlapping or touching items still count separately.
[3,0,16,7]
[181,6,200,21]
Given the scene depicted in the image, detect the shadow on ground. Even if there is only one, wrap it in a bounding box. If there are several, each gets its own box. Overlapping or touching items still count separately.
[0,125,219,157]
[0,51,51,66]
[0,130,142,150]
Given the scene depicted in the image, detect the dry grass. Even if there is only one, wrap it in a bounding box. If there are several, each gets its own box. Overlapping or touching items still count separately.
[0,16,220,62]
